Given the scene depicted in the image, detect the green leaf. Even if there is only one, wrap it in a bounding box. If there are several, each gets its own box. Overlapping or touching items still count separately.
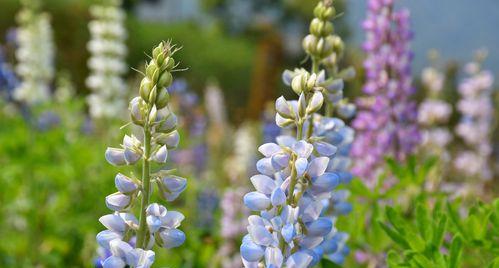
[416,203,432,241]
[486,257,499,268]
[431,213,447,248]
[378,220,410,248]
[386,207,408,235]
[412,254,435,268]
[386,250,403,268]
[449,235,463,268]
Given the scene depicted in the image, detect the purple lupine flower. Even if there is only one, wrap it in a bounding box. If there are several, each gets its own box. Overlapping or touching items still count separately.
[454,53,495,180]
[351,0,420,186]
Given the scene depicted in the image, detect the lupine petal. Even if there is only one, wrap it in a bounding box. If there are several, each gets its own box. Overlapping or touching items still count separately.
[109,239,133,257]
[105,148,126,166]
[314,141,337,157]
[258,143,281,157]
[256,158,275,176]
[286,251,313,267]
[312,172,340,193]
[295,158,308,177]
[240,240,265,262]
[307,157,329,178]
[270,188,286,206]
[124,148,141,165]
[281,223,295,243]
[151,145,168,163]
[99,214,127,233]
[146,215,162,233]
[102,256,126,268]
[250,174,276,195]
[300,235,324,249]
[271,153,290,170]
[161,211,185,228]
[126,248,155,268]
[159,229,186,248]
[96,230,123,250]
[106,192,131,211]
[265,247,283,268]
[276,135,296,147]
[248,225,274,246]
[275,96,294,119]
[292,141,314,158]
[115,173,138,194]
[301,201,323,223]
[244,192,271,211]
[307,217,333,236]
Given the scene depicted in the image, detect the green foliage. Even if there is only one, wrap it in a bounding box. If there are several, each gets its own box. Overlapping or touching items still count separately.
[380,198,499,268]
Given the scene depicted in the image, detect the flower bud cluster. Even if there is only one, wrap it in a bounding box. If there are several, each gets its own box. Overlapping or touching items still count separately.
[240,1,356,266]
[97,42,186,268]
[13,0,55,105]
[454,55,495,180]
[86,0,128,119]
[351,0,420,185]
[302,0,340,60]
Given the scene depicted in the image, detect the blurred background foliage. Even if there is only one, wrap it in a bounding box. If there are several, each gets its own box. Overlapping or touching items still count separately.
[0,0,498,267]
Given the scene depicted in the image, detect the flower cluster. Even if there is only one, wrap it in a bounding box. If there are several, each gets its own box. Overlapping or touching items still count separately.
[96,42,187,268]
[13,0,55,104]
[86,0,128,119]
[418,57,453,154]
[351,0,420,185]
[454,53,495,180]
[240,1,355,266]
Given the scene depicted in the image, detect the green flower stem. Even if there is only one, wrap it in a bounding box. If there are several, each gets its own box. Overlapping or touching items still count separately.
[306,58,321,139]
[287,157,298,206]
[136,110,152,249]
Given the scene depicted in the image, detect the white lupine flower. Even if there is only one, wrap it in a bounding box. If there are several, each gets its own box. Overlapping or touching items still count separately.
[454,54,495,180]
[86,0,128,119]
[13,2,55,104]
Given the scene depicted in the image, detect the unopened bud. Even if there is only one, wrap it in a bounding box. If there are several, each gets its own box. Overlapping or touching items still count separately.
[158,71,173,89]
[148,86,157,104]
[155,88,170,109]
[140,78,153,101]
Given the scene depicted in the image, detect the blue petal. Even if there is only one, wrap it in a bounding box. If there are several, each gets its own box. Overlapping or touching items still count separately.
[159,229,186,248]
[270,188,286,206]
[250,174,276,195]
[240,240,265,262]
[244,192,271,211]
[307,217,333,236]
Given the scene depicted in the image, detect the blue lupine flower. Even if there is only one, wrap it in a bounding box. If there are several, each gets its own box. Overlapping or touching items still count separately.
[241,1,355,266]
[97,42,188,267]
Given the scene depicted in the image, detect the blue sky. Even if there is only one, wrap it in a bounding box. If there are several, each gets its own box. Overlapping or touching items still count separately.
[345,0,499,76]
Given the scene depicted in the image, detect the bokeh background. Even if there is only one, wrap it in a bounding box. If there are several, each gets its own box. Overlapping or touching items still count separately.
[0,0,498,267]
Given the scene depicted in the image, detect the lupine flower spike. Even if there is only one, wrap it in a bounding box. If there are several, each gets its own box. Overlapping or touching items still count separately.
[454,50,495,181]
[96,42,187,268]
[351,0,420,186]
[86,0,128,119]
[13,0,55,104]
[240,1,355,266]
[418,51,452,160]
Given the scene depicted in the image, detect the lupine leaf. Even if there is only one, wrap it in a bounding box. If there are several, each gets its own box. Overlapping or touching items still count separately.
[449,235,463,268]
[432,213,447,248]
[386,250,403,267]
[386,207,408,235]
[486,257,499,268]
[378,220,410,248]
[416,203,431,241]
